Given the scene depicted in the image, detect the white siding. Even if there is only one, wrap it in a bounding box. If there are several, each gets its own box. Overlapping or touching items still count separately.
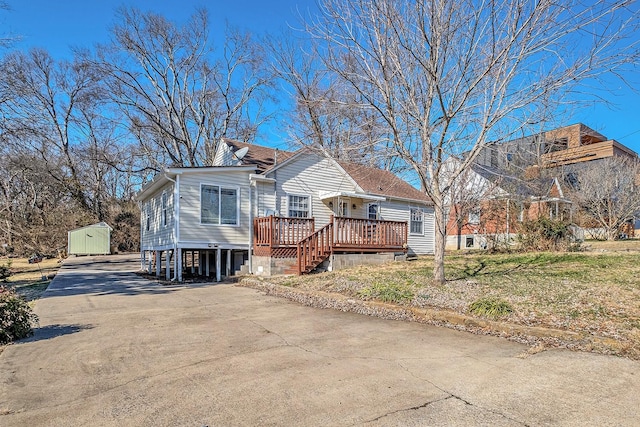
[178,170,252,246]
[380,199,434,255]
[265,153,359,229]
[140,182,175,250]
[256,181,277,216]
[261,152,434,254]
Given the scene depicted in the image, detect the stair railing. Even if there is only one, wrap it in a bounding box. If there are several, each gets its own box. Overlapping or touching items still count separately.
[297,217,334,275]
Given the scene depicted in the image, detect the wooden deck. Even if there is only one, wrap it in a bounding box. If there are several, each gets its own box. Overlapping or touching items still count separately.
[253,216,408,274]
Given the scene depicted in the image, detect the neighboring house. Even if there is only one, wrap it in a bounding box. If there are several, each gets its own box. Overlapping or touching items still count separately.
[446,123,639,249]
[444,160,572,250]
[540,123,638,168]
[474,123,638,172]
[137,139,434,281]
[68,222,112,256]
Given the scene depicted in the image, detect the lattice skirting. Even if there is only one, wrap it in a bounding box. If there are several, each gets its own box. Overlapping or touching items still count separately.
[253,246,297,259]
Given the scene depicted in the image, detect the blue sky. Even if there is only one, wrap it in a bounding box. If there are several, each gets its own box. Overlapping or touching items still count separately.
[4,0,640,154]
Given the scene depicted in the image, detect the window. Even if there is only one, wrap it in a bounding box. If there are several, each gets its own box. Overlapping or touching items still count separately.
[161,192,168,227]
[466,237,475,248]
[368,203,379,220]
[518,204,525,222]
[564,172,579,190]
[468,208,480,224]
[201,185,238,225]
[490,149,498,168]
[288,195,310,218]
[410,208,423,235]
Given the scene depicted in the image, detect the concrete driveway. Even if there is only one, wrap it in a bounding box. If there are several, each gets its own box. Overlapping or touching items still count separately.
[1,254,638,426]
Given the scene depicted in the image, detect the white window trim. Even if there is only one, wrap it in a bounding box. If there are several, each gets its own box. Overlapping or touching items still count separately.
[161,191,168,227]
[367,203,380,220]
[466,236,475,248]
[287,193,312,218]
[410,207,424,235]
[468,208,481,225]
[199,183,241,227]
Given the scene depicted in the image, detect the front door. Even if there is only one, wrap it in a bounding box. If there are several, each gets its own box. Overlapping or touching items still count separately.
[336,197,351,218]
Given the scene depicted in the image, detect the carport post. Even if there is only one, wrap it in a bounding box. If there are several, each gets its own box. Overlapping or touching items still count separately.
[155,251,161,276]
[176,248,182,281]
[226,250,231,276]
[165,250,171,280]
[205,251,210,277]
[198,251,203,275]
[147,251,152,273]
[216,248,221,282]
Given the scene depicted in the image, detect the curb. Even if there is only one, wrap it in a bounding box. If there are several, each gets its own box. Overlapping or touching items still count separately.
[239,278,628,357]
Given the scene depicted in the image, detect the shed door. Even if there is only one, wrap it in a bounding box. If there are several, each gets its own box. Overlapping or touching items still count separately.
[85,227,109,254]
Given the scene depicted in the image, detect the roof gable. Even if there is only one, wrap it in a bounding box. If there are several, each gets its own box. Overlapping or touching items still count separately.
[264,147,431,203]
[546,177,565,199]
[71,222,113,232]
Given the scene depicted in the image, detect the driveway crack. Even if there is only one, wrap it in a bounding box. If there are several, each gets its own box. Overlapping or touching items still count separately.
[394,360,531,426]
[363,395,455,423]
[247,319,395,362]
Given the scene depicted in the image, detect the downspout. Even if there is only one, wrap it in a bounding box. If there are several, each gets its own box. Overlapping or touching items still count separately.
[138,201,143,270]
[249,178,255,275]
[164,173,179,281]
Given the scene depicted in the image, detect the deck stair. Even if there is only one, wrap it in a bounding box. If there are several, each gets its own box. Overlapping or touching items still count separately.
[297,222,333,274]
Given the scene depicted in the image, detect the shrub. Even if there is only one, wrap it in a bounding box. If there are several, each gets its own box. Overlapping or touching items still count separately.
[469,297,513,319]
[517,217,576,251]
[0,261,11,281]
[0,286,38,344]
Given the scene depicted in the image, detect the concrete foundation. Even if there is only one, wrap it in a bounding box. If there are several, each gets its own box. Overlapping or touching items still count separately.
[328,253,395,271]
[252,256,297,276]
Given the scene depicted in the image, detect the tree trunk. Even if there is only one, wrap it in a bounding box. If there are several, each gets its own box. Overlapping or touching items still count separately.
[433,201,446,284]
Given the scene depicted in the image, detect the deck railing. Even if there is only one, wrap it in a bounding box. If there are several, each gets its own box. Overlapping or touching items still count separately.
[254,216,315,248]
[333,217,407,250]
[254,215,407,256]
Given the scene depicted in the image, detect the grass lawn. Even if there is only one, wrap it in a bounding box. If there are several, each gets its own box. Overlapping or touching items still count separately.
[1,257,62,302]
[266,245,640,359]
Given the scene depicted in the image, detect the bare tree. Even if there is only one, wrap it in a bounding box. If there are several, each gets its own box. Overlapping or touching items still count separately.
[0,49,124,217]
[307,0,640,283]
[267,32,399,168]
[569,157,640,240]
[98,8,275,168]
[0,1,20,49]
[0,48,144,254]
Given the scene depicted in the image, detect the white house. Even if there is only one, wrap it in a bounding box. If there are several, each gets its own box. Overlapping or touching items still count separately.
[137,139,435,281]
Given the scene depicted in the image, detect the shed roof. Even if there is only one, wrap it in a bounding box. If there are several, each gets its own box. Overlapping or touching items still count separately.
[70,222,113,232]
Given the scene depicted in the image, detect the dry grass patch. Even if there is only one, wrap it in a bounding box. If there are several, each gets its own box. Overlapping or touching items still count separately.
[584,238,640,252]
[1,257,62,301]
[267,251,640,358]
